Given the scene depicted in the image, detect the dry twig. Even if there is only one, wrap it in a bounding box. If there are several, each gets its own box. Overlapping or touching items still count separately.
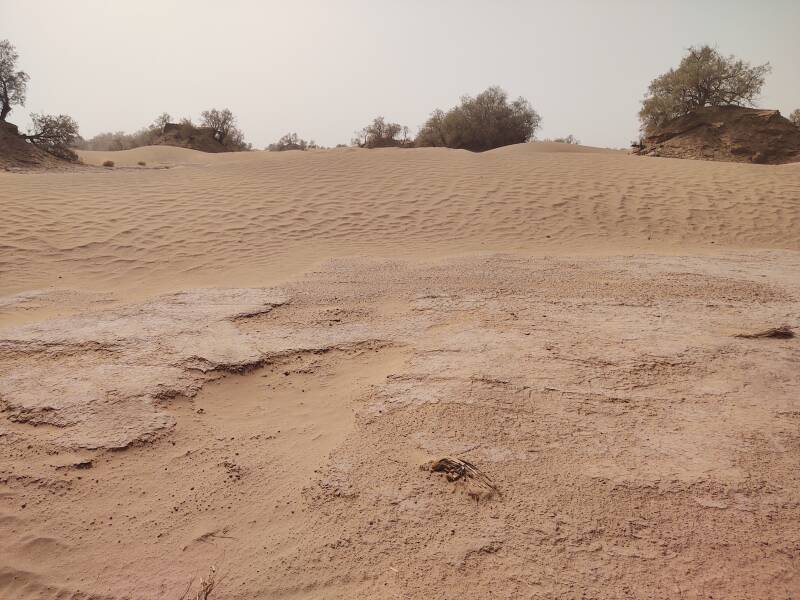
[179,566,222,600]
[734,325,794,339]
[425,457,499,499]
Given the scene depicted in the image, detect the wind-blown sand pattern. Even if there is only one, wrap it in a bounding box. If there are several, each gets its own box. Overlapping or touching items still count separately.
[2,144,799,300]
[1,144,799,598]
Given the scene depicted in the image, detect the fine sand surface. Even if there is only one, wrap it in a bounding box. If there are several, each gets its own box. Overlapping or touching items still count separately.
[0,144,799,599]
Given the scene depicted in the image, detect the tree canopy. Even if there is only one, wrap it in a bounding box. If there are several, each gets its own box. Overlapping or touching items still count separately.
[267,132,318,151]
[152,112,171,131]
[640,45,770,132]
[416,86,541,152]
[0,39,29,122]
[552,134,580,144]
[24,113,80,160]
[198,108,249,150]
[353,116,410,148]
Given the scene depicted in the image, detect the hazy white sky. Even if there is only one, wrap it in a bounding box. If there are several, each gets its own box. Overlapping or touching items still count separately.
[2,0,798,149]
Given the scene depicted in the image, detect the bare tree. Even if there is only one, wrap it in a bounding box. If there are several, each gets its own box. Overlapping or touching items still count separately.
[790,109,800,127]
[0,39,30,122]
[152,112,171,131]
[200,108,235,144]
[200,108,248,150]
[24,113,80,160]
[640,45,771,131]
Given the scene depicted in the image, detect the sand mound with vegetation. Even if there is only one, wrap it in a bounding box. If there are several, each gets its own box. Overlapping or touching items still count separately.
[151,122,230,153]
[1,143,799,598]
[0,121,75,171]
[636,106,800,164]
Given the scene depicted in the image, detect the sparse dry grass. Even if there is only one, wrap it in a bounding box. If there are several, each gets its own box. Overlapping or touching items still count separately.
[179,566,223,600]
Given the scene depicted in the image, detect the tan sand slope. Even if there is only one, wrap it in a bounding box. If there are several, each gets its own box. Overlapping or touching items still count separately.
[76,144,231,167]
[2,143,799,302]
[0,143,799,599]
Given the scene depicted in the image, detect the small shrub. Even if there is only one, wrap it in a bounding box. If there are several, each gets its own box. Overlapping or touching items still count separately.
[137,160,146,166]
[552,134,580,144]
[102,160,114,167]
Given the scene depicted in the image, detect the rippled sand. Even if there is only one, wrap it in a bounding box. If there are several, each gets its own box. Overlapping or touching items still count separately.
[1,144,799,599]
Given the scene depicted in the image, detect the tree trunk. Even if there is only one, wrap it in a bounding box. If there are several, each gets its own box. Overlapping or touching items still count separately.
[0,102,10,122]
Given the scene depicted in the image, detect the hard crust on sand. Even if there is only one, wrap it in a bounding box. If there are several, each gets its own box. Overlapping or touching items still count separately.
[1,253,798,599]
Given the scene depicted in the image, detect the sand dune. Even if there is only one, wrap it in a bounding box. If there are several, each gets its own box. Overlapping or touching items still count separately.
[2,144,799,302]
[487,140,622,154]
[76,144,265,167]
[1,144,799,599]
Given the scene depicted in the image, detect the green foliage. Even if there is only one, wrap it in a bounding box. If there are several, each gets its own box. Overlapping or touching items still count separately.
[25,113,80,161]
[0,39,29,122]
[75,111,251,152]
[267,132,311,151]
[353,116,411,148]
[552,134,580,144]
[200,108,249,150]
[416,86,541,152]
[73,127,158,151]
[640,45,770,132]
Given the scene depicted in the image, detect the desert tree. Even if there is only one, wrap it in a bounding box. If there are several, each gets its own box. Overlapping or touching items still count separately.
[355,116,410,148]
[415,109,447,147]
[416,86,541,152]
[0,39,30,122]
[639,45,771,132]
[72,126,161,151]
[200,108,234,143]
[790,109,800,127]
[24,113,80,160]
[200,108,248,150]
[152,112,172,131]
[553,134,580,144]
[268,133,308,151]
[226,127,251,150]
